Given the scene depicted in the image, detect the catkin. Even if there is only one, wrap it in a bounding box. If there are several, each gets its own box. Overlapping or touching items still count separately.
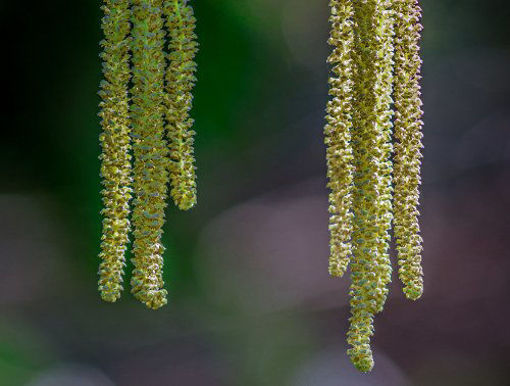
[325,0,425,371]
[98,0,133,303]
[97,0,202,309]
[347,0,380,372]
[164,0,199,211]
[130,0,169,310]
[393,0,424,300]
[325,0,355,278]
[372,0,395,314]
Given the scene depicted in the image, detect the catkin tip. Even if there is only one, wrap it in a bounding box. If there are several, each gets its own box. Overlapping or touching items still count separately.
[99,288,121,303]
[348,348,375,373]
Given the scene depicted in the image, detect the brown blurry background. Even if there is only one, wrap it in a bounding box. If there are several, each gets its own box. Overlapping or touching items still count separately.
[3,0,510,385]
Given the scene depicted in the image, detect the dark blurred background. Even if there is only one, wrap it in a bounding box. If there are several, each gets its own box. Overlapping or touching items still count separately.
[3,0,510,385]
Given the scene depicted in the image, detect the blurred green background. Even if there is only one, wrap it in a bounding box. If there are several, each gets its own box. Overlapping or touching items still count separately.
[4,0,510,385]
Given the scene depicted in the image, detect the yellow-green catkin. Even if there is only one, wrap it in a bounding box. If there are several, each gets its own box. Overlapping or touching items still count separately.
[346,0,381,372]
[164,0,198,211]
[323,0,424,373]
[393,0,424,301]
[98,0,132,303]
[130,0,169,310]
[372,0,395,314]
[325,0,355,278]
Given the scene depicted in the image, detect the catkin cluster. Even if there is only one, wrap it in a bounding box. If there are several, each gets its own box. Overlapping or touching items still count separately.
[324,0,424,372]
[98,0,198,309]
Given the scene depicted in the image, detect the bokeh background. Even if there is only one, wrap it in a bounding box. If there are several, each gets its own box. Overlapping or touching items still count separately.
[4,0,510,385]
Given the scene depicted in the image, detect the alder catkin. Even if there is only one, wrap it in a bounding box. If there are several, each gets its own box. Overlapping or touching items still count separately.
[325,0,355,278]
[372,0,395,314]
[347,0,381,372]
[164,0,199,211]
[98,0,133,303]
[393,0,424,301]
[130,0,169,310]
[324,0,425,371]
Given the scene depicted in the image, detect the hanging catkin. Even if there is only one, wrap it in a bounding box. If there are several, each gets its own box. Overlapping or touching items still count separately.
[98,0,133,303]
[346,0,381,372]
[164,0,199,211]
[324,0,425,372]
[129,0,170,310]
[372,0,394,315]
[393,0,424,301]
[325,0,355,278]
[98,0,200,309]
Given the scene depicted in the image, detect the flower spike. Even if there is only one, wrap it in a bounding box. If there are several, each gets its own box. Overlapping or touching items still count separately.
[164,0,199,211]
[98,0,133,303]
[130,0,170,310]
[372,0,395,314]
[325,0,356,278]
[323,0,425,372]
[347,0,381,371]
[97,0,201,310]
[393,0,424,300]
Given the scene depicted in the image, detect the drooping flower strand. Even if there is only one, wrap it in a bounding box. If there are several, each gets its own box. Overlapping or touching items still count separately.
[346,0,381,372]
[164,0,199,211]
[130,0,170,310]
[324,0,425,372]
[97,0,133,302]
[393,0,424,301]
[325,0,355,278]
[372,0,395,314]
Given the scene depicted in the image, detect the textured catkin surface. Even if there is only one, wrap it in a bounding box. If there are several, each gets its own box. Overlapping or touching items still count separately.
[325,0,355,278]
[130,0,169,310]
[393,0,424,301]
[372,0,394,315]
[325,0,425,372]
[164,0,198,211]
[98,0,132,303]
[347,0,380,373]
